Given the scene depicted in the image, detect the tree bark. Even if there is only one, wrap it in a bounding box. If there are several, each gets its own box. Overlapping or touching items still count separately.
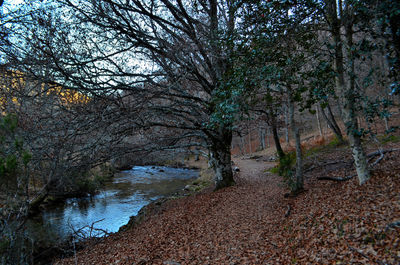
[271,114,285,159]
[209,127,235,190]
[320,102,344,143]
[284,104,289,143]
[259,126,266,150]
[248,122,252,153]
[327,101,344,140]
[288,93,303,192]
[316,105,323,137]
[384,117,389,131]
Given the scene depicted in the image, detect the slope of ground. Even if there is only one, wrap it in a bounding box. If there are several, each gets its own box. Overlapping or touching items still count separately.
[56,140,400,265]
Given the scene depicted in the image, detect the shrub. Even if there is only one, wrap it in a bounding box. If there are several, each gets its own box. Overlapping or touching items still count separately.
[269,152,296,189]
[378,134,400,144]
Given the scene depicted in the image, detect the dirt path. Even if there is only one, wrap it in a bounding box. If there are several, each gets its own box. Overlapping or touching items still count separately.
[56,148,400,265]
[233,158,276,185]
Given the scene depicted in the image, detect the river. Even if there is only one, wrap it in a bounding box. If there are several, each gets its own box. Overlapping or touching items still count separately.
[28,165,199,241]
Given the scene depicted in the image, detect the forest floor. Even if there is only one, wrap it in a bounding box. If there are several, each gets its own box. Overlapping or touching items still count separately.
[56,136,400,264]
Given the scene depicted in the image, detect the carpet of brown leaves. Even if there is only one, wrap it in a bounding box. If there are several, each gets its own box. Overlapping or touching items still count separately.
[56,142,400,265]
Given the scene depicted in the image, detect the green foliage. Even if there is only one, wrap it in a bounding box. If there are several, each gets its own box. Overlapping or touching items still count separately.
[76,177,98,194]
[362,97,393,124]
[207,82,246,130]
[304,145,324,158]
[270,152,296,189]
[1,113,18,132]
[0,114,31,187]
[0,236,10,253]
[22,151,32,166]
[378,134,400,144]
[269,166,279,174]
[0,113,33,264]
[74,164,115,195]
[327,136,345,148]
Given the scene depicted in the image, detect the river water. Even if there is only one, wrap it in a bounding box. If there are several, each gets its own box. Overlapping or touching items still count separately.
[28,166,199,240]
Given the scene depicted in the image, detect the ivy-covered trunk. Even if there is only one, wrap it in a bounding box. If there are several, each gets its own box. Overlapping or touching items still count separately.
[327,0,370,185]
[209,127,235,190]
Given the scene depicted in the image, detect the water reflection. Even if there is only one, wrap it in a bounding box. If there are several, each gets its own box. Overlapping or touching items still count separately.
[28,166,198,240]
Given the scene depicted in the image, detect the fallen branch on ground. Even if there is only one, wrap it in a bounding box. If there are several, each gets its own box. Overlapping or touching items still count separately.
[367,148,399,167]
[367,148,399,158]
[305,160,348,173]
[370,152,384,167]
[316,149,400,181]
[317,175,355,181]
[385,220,400,231]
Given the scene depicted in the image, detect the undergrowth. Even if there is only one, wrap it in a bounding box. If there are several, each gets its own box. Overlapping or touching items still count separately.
[270,136,348,189]
[378,134,400,144]
[269,152,296,188]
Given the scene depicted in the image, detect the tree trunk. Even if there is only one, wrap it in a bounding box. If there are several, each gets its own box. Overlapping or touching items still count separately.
[209,128,235,190]
[248,121,252,153]
[327,0,370,185]
[326,101,344,140]
[288,94,303,192]
[347,132,370,184]
[316,105,323,137]
[345,10,370,185]
[320,102,344,143]
[384,117,389,131]
[284,105,289,143]
[239,136,245,155]
[259,126,266,150]
[271,115,285,159]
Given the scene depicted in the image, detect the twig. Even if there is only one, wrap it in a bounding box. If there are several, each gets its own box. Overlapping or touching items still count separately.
[70,218,109,240]
[285,205,291,217]
[385,220,400,232]
[348,245,370,259]
[347,244,386,265]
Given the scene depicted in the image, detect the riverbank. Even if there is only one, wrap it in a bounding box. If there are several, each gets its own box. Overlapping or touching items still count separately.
[56,136,400,264]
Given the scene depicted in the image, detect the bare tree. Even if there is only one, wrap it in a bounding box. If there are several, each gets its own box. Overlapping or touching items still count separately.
[6,0,248,189]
